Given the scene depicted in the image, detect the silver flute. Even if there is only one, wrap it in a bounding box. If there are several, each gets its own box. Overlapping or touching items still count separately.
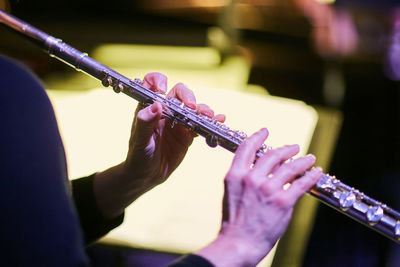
[1,10,400,244]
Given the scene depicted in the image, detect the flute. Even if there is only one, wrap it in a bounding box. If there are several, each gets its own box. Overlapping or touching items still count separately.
[1,9,400,244]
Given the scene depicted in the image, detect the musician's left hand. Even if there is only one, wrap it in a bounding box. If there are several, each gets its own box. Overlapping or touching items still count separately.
[195,129,322,267]
[93,72,225,219]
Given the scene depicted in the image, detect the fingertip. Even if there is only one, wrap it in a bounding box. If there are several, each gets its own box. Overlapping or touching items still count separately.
[305,154,316,163]
[170,83,197,109]
[149,102,163,115]
[288,144,300,154]
[186,102,197,110]
[214,114,226,123]
[185,93,197,109]
[143,72,168,93]
[252,128,268,145]
[259,127,269,137]
[306,167,323,184]
[313,166,323,175]
[137,105,159,124]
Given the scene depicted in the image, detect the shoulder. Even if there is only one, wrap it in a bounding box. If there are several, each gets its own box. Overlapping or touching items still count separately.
[0,54,43,87]
[0,54,50,105]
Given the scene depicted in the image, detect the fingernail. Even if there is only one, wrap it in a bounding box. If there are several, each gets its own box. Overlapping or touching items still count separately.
[187,102,196,109]
[260,128,269,135]
[310,166,322,173]
[150,103,159,113]
[306,154,316,160]
[287,144,299,150]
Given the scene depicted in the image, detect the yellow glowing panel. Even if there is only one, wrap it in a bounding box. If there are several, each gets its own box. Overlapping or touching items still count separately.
[315,0,335,4]
[89,44,250,92]
[92,44,221,69]
[48,85,317,267]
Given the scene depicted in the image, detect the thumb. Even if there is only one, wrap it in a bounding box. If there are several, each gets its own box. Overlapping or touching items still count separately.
[133,102,162,146]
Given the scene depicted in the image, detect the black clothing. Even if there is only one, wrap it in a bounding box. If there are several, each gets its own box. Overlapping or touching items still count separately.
[0,54,213,266]
[71,175,124,245]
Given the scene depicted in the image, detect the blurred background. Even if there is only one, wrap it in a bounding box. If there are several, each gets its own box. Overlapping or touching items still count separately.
[1,0,400,266]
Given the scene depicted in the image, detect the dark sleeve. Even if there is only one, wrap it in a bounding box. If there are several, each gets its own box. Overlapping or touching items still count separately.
[0,55,88,266]
[71,174,124,245]
[168,254,215,267]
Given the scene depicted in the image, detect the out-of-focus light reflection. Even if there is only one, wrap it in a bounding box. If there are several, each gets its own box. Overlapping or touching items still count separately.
[92,44,221,69]
[189,0,229,8]
[283,183,291,190]
[315,0,335,4]
[385,19,400,81]
[139,0,228,9]
[88,44,250,92]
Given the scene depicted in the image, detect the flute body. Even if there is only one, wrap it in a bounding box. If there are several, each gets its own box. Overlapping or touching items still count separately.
[1,10,400,244]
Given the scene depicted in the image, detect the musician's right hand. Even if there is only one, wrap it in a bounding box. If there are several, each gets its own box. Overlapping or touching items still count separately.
[196,128,322,267]
[93,72,225,219]
[125,72,225,190]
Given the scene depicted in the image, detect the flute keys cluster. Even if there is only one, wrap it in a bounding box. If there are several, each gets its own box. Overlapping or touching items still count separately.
[315,174,400,241]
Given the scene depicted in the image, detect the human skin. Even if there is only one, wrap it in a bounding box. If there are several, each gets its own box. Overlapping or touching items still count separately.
[197,129,322,267]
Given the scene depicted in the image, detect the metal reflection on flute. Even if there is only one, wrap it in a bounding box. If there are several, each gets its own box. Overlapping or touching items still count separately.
[2,9,400,244]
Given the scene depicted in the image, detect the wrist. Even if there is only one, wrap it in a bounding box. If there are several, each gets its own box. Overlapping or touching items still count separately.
[121,160,160,194]
[93,162,151,219]
[196,232,273,267]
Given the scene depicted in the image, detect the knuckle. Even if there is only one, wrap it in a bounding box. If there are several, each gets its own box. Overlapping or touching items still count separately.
[243,174,258,188]
[175,83,190,92]
[225,168,244,183]
[157,72,167,79]
[144,72,159,81]
[238,138,251,150]
[150,71,160,76]
[261,182,275,195]
[272,194,291,210]
[265,150,281,163]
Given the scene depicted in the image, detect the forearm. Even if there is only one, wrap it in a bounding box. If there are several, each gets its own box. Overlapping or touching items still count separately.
[93,162,155,220]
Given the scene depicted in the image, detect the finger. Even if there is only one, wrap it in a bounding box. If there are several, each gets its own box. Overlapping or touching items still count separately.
[269,154,316,190]
[132,102,163,147]
[134,102,148,117]
[196,103,226,123]
[196,103,214,118]
[168,83,196,110]
[142,72,167,93]
[251,144,300,179]
[285,167,323,204]
[214,114,226,123]
[232,128,269,170]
